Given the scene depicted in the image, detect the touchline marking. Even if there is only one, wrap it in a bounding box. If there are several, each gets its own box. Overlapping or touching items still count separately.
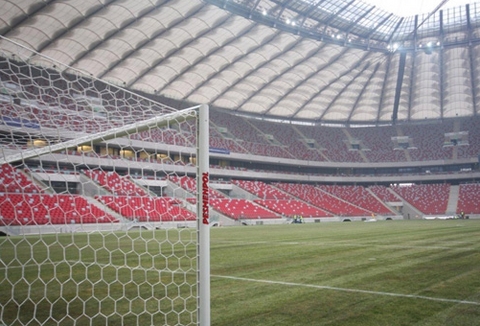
[213,274,480,306]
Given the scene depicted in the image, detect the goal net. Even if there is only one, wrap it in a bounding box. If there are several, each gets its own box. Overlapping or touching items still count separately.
[0,38,210,325]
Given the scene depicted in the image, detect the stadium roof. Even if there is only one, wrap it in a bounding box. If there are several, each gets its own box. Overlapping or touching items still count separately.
[367,0,470,17]
[0,0,479,124]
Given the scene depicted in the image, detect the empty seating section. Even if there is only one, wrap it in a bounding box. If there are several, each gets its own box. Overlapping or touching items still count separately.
[391,183,450,214]
[0,103,117,134]
[401,123,454,161]
[248,119,327,161]
[457,184,480,214]
[0,74,171,135]
[0,164,117,225]
[233,180,330,217]
[254,199,331,217]
[213,110,266,144]
[96,196,195,222]
[368,185,401,202]
[281,140,327,162]
[366,149,407,163]
[347,126,407,162]
[458,118,480,159]
[170,175,197,193]
[169,175,225,199]
[3,74,480,224]
[209,136,247,155]
[84,170,148,196]
[101,92,168,124]
[0,163,43,193]
[232,180,292,199]
[130,128,193,147]
[0,193,116,225]
[210,137,248,154]
[209,198,278,220]
[212,110,293,158]
[0,164,476,223]
[318,185,392,214]
[3,69,480,163]
[273,183,368,216]
[207,112,480,163]
[239,141,293,158]
[300,126,365,162]
[78,169,199,221]
[3,83,480,164]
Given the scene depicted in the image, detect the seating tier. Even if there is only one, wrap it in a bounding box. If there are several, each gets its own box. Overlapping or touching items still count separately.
[96,196,195,222]
[0,193,117,225]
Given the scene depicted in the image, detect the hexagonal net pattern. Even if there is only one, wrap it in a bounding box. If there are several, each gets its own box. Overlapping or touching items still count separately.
[0,40,207,325]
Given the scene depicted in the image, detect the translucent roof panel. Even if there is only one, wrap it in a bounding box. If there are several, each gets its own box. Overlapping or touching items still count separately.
[0,0,479,124]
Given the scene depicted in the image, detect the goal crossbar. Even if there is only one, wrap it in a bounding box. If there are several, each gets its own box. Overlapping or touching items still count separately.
[0,106,200,165]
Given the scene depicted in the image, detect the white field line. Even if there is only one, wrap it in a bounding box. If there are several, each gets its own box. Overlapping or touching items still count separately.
[212,274,480,306]
[214,239,479,251]
[3,261,480,307]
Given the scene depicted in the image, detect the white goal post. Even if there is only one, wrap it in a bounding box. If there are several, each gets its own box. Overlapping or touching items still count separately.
[0,37,210,325]
[196,104,211,326]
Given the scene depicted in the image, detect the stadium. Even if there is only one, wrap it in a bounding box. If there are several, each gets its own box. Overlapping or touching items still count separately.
[1,0,480,325]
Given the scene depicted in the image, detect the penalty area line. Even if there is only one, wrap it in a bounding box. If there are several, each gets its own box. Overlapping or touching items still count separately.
[213,274,480,306]
[7,261,479,306]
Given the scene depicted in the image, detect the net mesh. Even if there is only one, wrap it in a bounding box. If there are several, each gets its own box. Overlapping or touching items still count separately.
[0,40,201,325]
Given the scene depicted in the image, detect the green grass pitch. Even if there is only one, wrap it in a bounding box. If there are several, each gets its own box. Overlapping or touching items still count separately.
[1,220,480,325]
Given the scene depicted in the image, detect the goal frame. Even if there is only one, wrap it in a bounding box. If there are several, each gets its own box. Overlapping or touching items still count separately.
[0,103,211,325]
[0,34,211,325]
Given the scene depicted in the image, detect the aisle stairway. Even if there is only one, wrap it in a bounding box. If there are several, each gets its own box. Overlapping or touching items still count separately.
[446,185,459,214]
